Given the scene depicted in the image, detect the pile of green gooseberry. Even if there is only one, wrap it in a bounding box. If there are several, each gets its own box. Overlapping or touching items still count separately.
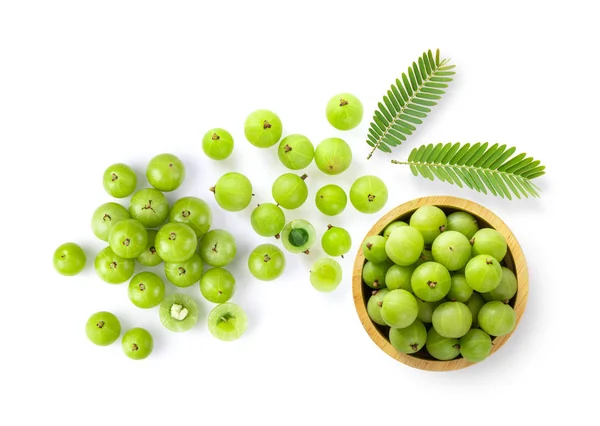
[362,206,519,363]
[53,92,391,360]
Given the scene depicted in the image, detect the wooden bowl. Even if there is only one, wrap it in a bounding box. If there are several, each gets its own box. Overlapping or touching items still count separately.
[352,196,529,371]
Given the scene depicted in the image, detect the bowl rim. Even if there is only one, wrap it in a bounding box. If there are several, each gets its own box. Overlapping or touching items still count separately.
[352,195,529,371]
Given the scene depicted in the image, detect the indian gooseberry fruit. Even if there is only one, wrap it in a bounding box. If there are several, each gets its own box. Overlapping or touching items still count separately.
[85,311,121,346]
[447,274,473,303]
[315,184,347,216]
[164,253,204,288]
[309,258,343,292]
[321,225,352,257]
[244,109,283,148]
[281,219,316,254]
[94,246,135,284]
[426,327,460,361]
[385,225,424,266]
[481,267,518,302]
[383,220,408,238]
[250,203,286,239]
[361,235,388,263]
[155,222,198,263]
[380,289,419,328]
[197,229,237,267]
[159,293,199,332]
[248,244,286,281]
[314,137,352,175]
[146,153,186,192]
[129,188,169,228]
[53,242,86,276]
[459,328,493,363]
[466,292,486,327]
[277,134,314,170]
[103,163,137,198]
[417,299,442,324]
[362,260,392,289]
[127,271,165,309]
[325,93,364,130]
[208,303,248,341]
[107,218,148,259]
[136,230,163,267]
[366,289,389,325]
[389,319,427,354]
[91,202,131,241]
[432,301,473,338]
[409,205,447,245]
[478,301,517,337]
[272,173,308,210]
[200,267,236,304]
[410,261,452,302]
[465,255,503,292]
[202,128,234,160]
[121,328,154,360]
[447,211,479,240]
[385,264,415,292]
[211,172,253,212]
[168,197,213,239]
[470,228,508,262]
[349,175,388,214]
[431,230,472,271]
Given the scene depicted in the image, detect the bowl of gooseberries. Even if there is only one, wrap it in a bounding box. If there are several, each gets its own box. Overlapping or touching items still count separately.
[352,196,528,371]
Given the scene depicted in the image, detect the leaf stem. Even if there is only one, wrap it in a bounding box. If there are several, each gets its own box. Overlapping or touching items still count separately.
[367,58,450,160]
[391,160,541,191]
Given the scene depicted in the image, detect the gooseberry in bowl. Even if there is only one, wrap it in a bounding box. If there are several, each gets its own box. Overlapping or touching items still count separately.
[352,196,528,371]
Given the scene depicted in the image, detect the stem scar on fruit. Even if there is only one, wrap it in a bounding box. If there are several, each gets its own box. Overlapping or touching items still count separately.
[212,243,218,253]
[212,133,220,140]
[103,214,111,222]
[339,98,349,107]
[123,238,130,246]
[142,200,155,212]
[410,343,419,351]
[182,210,190,218]
[428,280,437,288]
[284,144,292,153]
[138,283,146,291]
[97,321,105,329]
[131,344,139,351]
[109,261,117,269]
[169,232,177,241]
[263,254,271,262]
[111,173,118,181]
[178,267,186,276]
[263,120,272,129]
[485,258,493,265]
[368,194,376,202]
[150,247,156,254]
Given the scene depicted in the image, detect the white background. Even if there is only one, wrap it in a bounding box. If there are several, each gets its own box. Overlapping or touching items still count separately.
[1,1,598,425]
